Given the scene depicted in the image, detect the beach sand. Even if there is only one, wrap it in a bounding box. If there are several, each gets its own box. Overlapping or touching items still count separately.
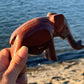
[26,58,84,84]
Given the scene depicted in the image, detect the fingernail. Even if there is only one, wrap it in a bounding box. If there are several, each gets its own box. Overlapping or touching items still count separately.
[18,46,28,58]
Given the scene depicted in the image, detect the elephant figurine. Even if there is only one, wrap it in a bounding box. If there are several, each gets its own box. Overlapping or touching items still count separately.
[9,12,84,60]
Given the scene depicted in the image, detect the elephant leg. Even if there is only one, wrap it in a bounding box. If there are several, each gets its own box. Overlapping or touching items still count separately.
[44,48,49,59]
[44,39,57,61]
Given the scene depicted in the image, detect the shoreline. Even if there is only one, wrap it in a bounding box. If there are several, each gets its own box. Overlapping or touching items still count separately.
[26,58,84,84]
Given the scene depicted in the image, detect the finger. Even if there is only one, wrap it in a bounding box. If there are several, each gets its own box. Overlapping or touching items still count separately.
[16,73,27,84]
[21,65,27,74]
[0,48,10,71]
[5,46,28,79]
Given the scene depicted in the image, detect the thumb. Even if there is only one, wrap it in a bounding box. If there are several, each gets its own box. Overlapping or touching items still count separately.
[5,46,28,79]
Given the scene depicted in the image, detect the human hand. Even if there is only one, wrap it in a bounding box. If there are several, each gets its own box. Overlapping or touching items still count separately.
[0,46,28,84]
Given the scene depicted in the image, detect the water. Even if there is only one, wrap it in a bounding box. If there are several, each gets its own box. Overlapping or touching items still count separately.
[0,0,84,67]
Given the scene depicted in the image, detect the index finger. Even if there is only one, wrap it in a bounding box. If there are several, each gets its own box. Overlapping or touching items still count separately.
[0,48,11,71]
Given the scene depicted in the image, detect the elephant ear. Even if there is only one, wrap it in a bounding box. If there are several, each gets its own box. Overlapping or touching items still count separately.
[50,14,65,33]
[47,12,56,17]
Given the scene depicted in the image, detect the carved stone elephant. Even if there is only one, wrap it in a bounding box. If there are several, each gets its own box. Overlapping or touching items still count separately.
[10,13,84,60]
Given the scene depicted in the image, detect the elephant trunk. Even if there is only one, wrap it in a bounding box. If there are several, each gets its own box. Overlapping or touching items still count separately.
[66,33,82,50]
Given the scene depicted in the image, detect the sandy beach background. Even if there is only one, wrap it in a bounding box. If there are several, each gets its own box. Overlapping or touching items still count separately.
[27,58,84,84]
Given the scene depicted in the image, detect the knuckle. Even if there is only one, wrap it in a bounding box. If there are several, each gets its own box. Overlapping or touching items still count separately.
[0,48,9,56]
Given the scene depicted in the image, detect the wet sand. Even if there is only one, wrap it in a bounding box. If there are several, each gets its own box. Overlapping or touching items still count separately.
[26,58,84,84]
